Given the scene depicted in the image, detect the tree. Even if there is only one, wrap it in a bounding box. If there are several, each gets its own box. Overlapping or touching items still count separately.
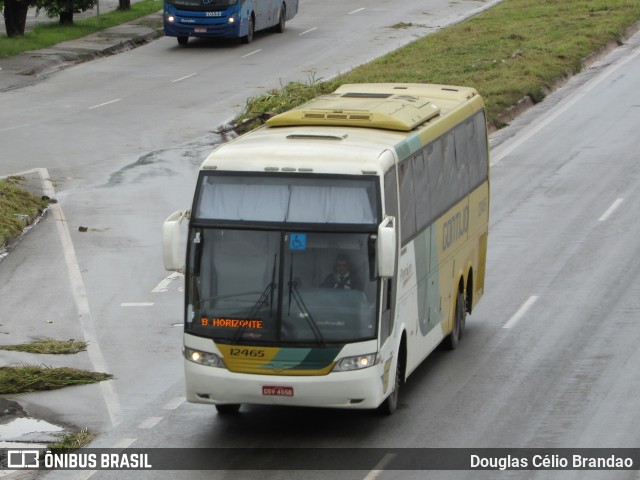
[3,0,34,37]
[118,0,130,11]
[35,0,96,25]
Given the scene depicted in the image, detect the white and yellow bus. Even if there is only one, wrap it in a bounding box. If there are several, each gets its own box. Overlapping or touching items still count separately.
[162,83,489,414]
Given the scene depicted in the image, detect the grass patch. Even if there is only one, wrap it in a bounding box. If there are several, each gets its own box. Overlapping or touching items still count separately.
[0,338,87,354]
[0,176,50,242]
[48,428,96,452]
[0,0,162,57]
[0,365,112,394]
[234,0,640,131]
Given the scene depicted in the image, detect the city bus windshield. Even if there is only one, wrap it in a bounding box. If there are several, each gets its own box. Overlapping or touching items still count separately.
[185,228,378,344]
[166,0,236,7]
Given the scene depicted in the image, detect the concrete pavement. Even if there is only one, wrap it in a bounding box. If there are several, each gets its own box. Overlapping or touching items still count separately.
[0,11,164,92]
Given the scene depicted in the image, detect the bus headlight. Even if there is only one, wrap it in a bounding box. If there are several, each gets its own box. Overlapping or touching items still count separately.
[185,347,224,367]
[165,13,175,22]
[333,354,377,372]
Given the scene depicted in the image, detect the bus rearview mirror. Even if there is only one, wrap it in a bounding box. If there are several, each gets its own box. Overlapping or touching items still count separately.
[377,215,396,278]
[162,210,189,272]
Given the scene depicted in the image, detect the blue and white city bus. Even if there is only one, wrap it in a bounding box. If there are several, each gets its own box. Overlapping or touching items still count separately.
[164,0,299,46]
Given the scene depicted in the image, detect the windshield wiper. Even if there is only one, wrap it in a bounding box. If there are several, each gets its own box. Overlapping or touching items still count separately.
[287,254,324,344]
[288,283,325,344]
[232,254,278,344]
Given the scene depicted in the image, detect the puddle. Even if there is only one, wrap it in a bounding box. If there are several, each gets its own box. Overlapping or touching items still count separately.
[0,417,64,441]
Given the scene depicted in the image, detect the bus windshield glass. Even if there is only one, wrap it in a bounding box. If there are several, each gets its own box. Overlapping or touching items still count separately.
[193,174,379,225]
[166,0,236,7]
[186,228,378,344]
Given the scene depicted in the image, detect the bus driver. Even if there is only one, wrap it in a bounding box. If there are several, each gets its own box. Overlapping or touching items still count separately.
[321,254,360,290]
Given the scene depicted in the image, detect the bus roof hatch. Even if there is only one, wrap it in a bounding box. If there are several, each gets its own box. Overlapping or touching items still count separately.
[266,90,441,131]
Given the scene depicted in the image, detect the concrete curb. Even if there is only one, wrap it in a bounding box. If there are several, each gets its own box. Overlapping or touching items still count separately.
[0,170,52,261]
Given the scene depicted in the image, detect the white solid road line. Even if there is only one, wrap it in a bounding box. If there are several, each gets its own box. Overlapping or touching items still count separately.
[241,49,262,58]
[598,198,624,222]
[299,27,318,35]
[22,168,123,427]
[503,295,539,329]
[88,98,121,110]
[172,73,198,83]
[138,417,163,429]
[362,453,396,480]
[163,397,186,410]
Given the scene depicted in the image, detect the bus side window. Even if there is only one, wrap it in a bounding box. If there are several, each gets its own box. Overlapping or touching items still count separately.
[412,151,430,232]
[398,159,416,245]
[443,131,458,208]
[426,139,445,221]
[454,124,470,199]
[384,168,398,218]
[466,117,481,190]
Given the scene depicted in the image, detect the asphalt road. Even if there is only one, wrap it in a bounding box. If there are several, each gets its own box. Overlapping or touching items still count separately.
[1,0,500,464]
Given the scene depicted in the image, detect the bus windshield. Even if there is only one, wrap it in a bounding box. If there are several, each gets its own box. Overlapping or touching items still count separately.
[166,0,236,7]
[194,173,379,225]
[186,228,378,344]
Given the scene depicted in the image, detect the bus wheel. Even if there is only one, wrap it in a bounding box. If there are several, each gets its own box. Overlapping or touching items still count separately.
[177,36,188,46]
[215,404,241,414]
[275,4,286,33]
[379,363,400,415]
[446,291,465,350]
[459,292,467,339]
[241,15,254,44]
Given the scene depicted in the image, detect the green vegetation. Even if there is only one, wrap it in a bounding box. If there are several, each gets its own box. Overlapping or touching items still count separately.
[0,176,49,242]
[48,428,96,452]
[0,338,87,354]
[235,0,640,131]
[0,365,112,394]
[0,0,162,57]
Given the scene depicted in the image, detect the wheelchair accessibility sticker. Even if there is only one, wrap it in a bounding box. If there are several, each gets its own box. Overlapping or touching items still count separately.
[289,233,307,250]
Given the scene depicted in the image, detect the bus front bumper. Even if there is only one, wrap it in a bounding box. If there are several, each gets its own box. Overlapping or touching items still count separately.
[164,21,241,39]
[185,360,388,410]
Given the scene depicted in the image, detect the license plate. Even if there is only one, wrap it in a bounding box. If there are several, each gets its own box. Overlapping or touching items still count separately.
[262,385,294,397]
[194,27,207,33]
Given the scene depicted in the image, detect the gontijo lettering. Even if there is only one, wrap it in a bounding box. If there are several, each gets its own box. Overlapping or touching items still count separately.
[201,317,263,329]
[443,206,469,251]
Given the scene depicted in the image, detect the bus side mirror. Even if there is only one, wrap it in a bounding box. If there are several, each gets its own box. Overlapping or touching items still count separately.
[377,215,396,278]
[162,210,190,272]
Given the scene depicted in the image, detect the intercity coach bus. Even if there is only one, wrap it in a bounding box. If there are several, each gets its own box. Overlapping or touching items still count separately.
[163,0,299,46]
[162,83,490,414]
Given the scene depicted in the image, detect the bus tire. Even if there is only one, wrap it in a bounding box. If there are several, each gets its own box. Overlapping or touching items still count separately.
[241,15,254,44]
[215,403,241,414]
[275,4,286,33]
[177,36,189,46]
[446,290,465,350]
